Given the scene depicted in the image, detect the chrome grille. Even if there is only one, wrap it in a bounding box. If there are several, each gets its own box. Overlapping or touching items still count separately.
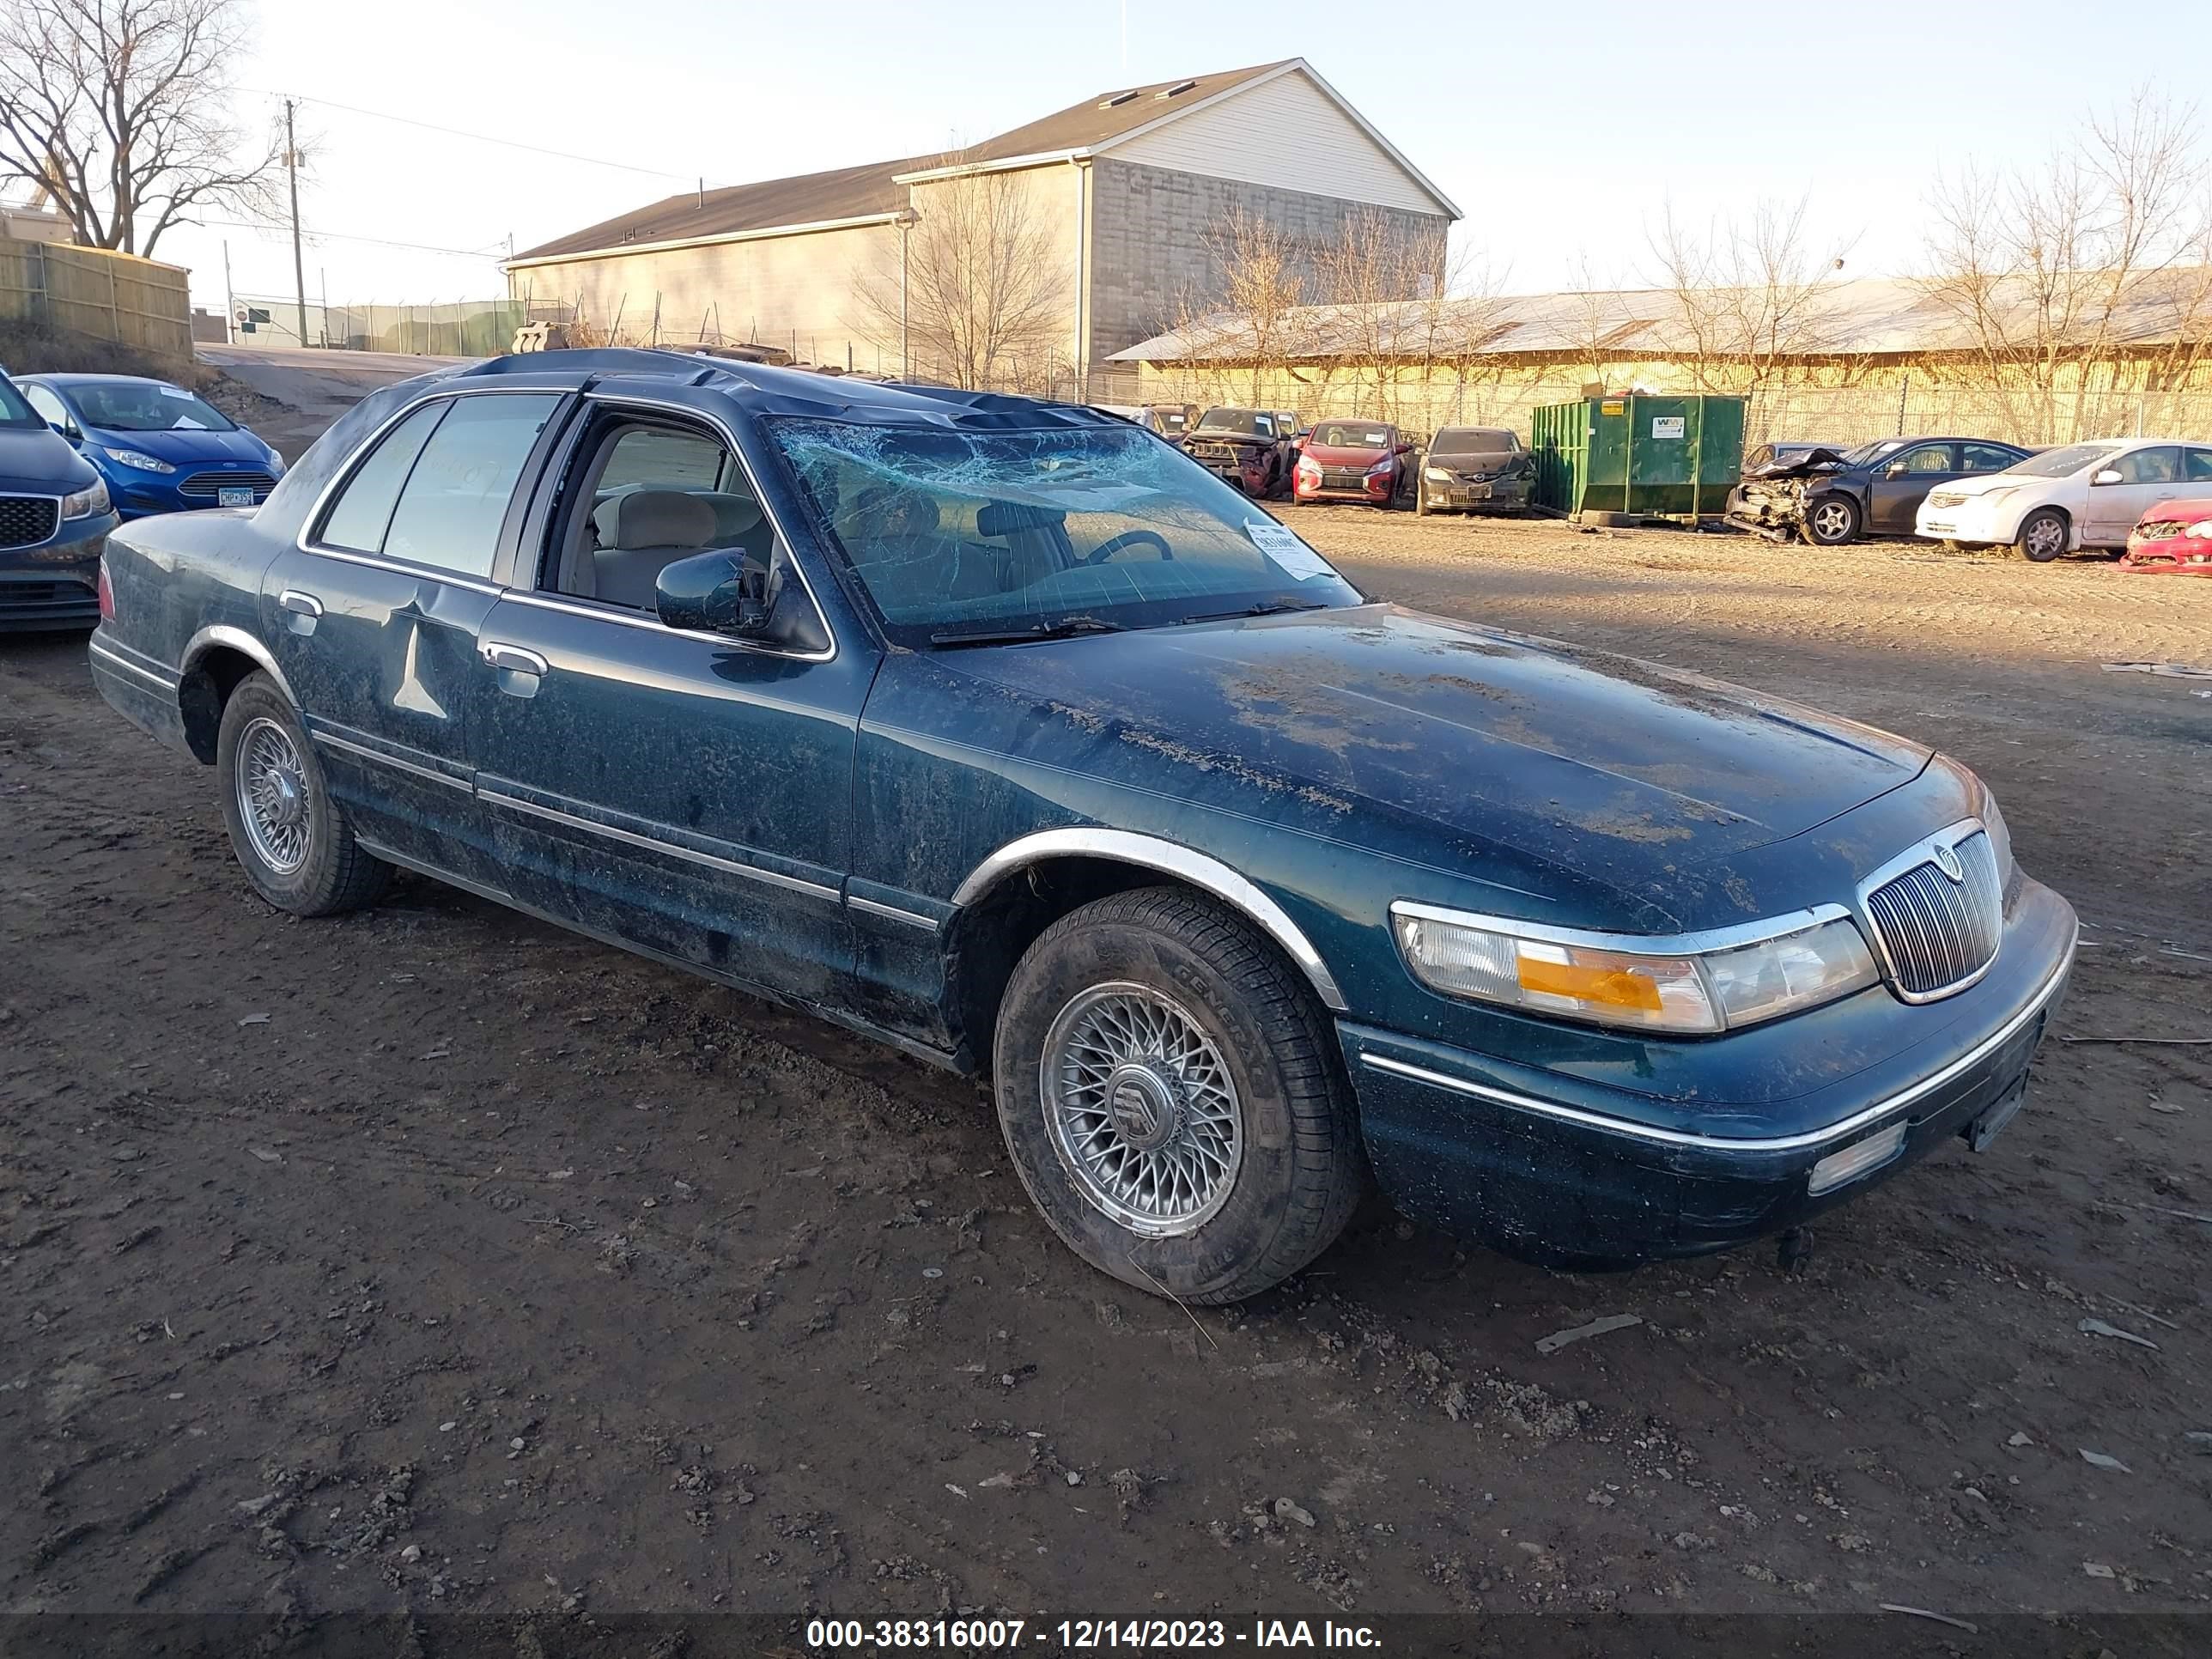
[1318,468,1368,488]
[1925,490,1968,509]
[177,470,277,501]
[0,495,60,549]
[1864,830,2002,998]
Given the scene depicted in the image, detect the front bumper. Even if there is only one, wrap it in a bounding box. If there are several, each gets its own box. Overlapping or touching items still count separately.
[1342,877,2075,1267]
[1421,476,1528,511]
[1916,499,2020,544]
[2119,534,2212,574]
[0,508,115,631]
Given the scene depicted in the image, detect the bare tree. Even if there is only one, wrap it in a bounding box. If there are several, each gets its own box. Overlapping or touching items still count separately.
[1918,88,2212,443]
[1561,254,1630,392]
[1316,208,1435,422]
[1647,194,1853,396]
[0,0,281,257]
[848,159,1072,391]
[1197,204,1310,406]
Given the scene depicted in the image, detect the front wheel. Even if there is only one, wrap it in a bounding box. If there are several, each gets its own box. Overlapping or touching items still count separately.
[216,672,390,915]
[1802,494,1860,545]
[993,888,1366,1304]
[2018,507,2069,562]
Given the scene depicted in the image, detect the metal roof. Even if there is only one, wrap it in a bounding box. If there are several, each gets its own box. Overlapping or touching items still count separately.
[1108,272,2212,364]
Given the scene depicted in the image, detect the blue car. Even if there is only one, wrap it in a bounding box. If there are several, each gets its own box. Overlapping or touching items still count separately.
[0,367,118,630]
[85,350,2078,1304]
[18,373,285,520]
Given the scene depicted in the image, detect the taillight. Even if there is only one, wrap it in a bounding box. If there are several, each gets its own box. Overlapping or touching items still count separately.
[97,556,114,622]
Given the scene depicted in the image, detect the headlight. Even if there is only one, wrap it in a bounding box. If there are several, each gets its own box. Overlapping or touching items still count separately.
[1980,791,2015,889]
[2186,519,2212,538]
[1424,467,1453,483]
[61,478,112,520]
[1975,486,2019,509]
[101,447,175,474]
[1392,905,1880,1034]
[1365,459,1395,477]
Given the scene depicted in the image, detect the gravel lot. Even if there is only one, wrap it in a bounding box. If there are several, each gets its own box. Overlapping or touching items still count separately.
[3,505,2208,1644]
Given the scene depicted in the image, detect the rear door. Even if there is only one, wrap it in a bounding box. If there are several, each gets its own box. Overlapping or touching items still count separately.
[1866,441,1959,532]
[259,388,568,889]
[460,392,876,1006]
[2084,445,2184,544]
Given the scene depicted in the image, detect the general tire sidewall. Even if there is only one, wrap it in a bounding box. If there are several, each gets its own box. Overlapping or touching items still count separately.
[1808,495,1858,544]
[216,678,346,911]
[995,918,1310,1300]
[2020,509,2067,562]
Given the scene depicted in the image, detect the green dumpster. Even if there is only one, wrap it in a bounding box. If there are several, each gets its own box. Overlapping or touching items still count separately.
[1530,394,1745,519]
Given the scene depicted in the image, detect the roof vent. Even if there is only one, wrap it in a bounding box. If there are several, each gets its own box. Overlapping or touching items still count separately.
[1155,79,1197,99]
[1098,89,1138,108]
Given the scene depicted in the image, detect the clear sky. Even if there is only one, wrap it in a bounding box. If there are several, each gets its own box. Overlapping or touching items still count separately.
[157,0,2212,315]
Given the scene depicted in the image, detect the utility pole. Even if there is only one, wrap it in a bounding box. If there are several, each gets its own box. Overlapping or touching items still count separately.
[895,206,920,379]
[284,99,307,351]
[222,241,235,345]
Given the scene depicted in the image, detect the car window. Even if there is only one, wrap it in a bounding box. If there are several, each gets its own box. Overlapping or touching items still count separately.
[316,401,449,556]
[549,419,775,613]
[2188,447,2212,483]
[0,376,46,429]
[2002,442,2118,478]
[1314,422,1392,448]
[772,418,1362,647]
[1960,443,2016,473]
[2107,446,2180,484]
[21,383,70,430]
[379,394,561,578]
[69,380,234,432]
[1889,443,1955,476]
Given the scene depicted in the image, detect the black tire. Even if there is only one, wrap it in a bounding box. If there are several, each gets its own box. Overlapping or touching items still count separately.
[216,672,390,916]
[1801,494,1860,545]
[2018,507,2069,562]
[993,887,1366,1304]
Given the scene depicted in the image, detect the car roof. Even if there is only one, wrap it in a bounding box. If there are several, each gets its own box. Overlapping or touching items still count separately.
[27,372,184,387]
[412,349,1125,435]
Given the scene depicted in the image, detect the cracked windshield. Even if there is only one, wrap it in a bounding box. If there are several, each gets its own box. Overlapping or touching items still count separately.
[770,419,1362,644]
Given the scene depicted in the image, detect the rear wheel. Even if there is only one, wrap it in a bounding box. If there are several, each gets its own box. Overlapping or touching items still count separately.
[993,887,1366,1304]
[216,673,390,916]
[2018,507,2069,562]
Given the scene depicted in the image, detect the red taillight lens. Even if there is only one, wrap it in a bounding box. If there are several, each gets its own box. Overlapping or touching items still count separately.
[97,556,114,622]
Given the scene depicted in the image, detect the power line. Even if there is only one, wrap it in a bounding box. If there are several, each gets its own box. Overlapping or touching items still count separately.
[240,88,690,182]
[191,217,507,260]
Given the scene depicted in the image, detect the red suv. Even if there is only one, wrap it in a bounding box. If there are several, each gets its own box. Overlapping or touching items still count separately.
[1293,418,1415,507]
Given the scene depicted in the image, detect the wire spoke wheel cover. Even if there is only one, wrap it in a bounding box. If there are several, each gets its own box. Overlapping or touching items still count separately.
[236,715,312,874]
[1041,981,1243,1236]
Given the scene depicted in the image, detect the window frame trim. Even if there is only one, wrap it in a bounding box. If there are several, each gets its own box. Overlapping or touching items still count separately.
[296,385,571,590]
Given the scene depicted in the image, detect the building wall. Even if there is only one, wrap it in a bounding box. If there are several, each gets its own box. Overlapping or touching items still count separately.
[508,220,904,370]
[1110,67,1445,216]
[1083,158,1448,394]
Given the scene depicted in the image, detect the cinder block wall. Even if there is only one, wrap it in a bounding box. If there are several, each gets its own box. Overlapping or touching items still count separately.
[1085,159,1446,390]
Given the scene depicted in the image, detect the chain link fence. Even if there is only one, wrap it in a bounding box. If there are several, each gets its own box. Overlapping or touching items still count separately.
[227,295,526,356]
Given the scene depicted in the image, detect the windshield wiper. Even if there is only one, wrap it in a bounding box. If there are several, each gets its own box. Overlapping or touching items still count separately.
[928,616,1127,648]
[1171,598,1330,626]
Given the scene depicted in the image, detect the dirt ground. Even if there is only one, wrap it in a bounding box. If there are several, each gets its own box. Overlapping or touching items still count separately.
[3,505,2209,1648]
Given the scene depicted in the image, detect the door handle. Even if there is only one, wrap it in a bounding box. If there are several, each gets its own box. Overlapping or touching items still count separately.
[481,642,549,677]
[277,588,323,635]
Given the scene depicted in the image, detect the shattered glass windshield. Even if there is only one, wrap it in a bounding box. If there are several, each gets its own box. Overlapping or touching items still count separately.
[769,419,1363,646]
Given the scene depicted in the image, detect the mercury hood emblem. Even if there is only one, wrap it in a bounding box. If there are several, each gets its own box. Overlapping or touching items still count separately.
[1932,843,1965,883]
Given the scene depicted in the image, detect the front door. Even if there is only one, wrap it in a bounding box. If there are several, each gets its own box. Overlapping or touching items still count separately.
[261,390,567,888]
[1866,441,1958,533]
[2084,445,2185,544]
[461,400,875,1006]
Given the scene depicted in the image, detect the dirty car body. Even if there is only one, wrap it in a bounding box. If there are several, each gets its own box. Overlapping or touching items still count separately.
[1728,437,2030,546]
[1182,405,1296,498]
[1293,418,1415,507]
[88,349,2078,1298]
[1416,426,1533,514]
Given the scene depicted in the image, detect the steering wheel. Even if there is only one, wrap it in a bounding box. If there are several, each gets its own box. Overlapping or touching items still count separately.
[1079,528,1174,566]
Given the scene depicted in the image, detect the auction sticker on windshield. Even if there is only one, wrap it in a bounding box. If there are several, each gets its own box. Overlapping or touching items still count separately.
[1246,521,1334,581]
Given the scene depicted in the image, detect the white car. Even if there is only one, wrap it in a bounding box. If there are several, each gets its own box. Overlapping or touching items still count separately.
[1914,437,2212,562]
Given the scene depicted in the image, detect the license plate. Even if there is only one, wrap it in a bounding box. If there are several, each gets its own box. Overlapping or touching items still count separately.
[1966,1074,2030,1153]
[217,485,256,507]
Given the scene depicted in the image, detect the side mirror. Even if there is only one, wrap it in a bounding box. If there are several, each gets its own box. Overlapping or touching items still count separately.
[2092,468,2124,486]
[655,549,770,637]
[49,419,78,441]
[1884,459,1910,478]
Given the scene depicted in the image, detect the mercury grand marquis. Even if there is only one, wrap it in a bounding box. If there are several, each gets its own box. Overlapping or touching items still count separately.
[88,350,2078,1304]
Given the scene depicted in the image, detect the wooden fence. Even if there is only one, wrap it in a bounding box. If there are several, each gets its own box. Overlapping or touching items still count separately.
[0,236,193,361]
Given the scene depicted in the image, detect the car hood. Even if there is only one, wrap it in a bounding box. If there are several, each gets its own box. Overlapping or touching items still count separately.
[82,422,272,465]
[934,604,1930,901]
[2138,496,2212,527]
[1303,441,1392,465]
[0,423,98,494]
[1934,471,2042,501]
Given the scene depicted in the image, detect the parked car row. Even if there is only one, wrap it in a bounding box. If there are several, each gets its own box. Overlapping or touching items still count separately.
[1164,405,1534,517]
[1727,437,2033,545]
[1915,437,2212,562]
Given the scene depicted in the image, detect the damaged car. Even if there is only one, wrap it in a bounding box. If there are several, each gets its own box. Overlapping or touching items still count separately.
[1182,405,1298,497]
[1413,426,1534,515]
[1729,437,2030,545]
[1291,417,1416,507]
[87,349,2077,1305]
[2120,496,2212,574]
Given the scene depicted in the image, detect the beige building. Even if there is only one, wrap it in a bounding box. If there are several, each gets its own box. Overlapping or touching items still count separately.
[502,59,1458,398]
